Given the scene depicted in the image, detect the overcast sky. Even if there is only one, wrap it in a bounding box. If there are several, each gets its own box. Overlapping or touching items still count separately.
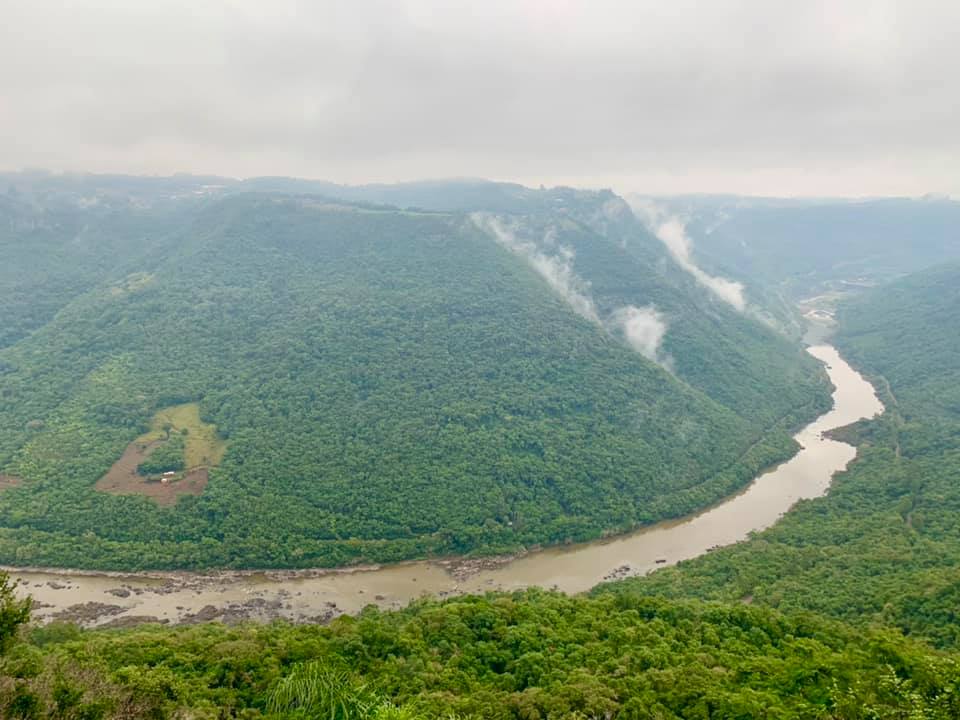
[2,0,958,197]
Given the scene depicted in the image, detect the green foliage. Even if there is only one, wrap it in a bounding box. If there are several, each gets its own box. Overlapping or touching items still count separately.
[0,633,147,720]
[0,181,827,571]
[4,592,960,719]
[1,175,957,720]
[0,571,31,654]
[268,662,374,718]
[602,262,960,649]
[136,434,186,476]
[267,661,415,720]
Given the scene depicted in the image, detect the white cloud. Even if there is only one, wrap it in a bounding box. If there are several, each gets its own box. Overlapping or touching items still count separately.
[474,213,671,366]
[610,305,670,365]
[632,201,747,311]
[472,214,600,323]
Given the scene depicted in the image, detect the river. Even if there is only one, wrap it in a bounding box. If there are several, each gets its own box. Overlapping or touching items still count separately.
[8,344,882,628]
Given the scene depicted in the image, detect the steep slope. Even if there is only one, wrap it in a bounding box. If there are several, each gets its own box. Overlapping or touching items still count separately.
[514,190,827,427]
[838,262,960,424]
[604,262,960,648]
[0,177,828,570]
[233,179,831,428]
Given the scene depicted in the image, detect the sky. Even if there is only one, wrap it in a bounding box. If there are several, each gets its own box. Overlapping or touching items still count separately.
[2,0,958,197]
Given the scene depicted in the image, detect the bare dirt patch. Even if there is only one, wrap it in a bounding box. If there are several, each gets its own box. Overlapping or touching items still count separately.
[95,440,209,507]
[0,475,22,493]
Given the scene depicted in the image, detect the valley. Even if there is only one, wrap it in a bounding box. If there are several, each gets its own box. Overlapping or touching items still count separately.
[0,0,960,720]
[1,173,958,719]
[5,4,960,715]
[10,343,881,627]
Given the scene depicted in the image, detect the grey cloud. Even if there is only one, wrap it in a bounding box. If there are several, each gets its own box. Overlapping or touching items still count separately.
[2,0,959,195]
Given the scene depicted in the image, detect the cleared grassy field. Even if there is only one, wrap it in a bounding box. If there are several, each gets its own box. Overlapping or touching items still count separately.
[137,403,226,469]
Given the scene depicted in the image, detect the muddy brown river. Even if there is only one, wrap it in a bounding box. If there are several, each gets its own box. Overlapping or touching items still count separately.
[8,344,882,628]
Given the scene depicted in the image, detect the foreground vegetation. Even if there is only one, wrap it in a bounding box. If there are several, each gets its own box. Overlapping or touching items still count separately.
[2,581,960,719]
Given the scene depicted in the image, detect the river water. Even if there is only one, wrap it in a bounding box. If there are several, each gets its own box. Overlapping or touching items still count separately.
[9,344,882,627]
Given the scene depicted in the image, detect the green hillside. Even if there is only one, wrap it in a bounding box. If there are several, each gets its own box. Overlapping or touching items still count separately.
[240,180,828,427]
[0,175,827,570]
[1,586,958,719]
[0,193,195,351]
[604,262,960,649]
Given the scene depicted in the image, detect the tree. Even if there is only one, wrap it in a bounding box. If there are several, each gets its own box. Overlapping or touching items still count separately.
[0,571,31,654]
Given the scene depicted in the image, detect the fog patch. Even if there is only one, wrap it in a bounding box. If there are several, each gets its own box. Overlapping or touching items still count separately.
[472,213,600,323]
[632,201,747,312]
[611,305,671,366]
[473,213,671,367]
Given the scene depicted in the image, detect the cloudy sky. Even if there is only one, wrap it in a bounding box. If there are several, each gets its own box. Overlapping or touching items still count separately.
[2,0,957,196]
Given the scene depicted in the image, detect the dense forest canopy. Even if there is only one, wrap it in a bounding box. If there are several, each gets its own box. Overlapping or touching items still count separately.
[0,173,828,570]
[3,585,960,719]
[606,261,960,650]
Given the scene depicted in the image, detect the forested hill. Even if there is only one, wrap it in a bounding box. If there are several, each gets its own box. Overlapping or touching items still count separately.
[604,262,960,650]
[838,261,960,425]
[0,174,827,570]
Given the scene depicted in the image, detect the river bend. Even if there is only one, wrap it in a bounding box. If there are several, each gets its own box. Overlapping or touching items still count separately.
[9,345,882,627]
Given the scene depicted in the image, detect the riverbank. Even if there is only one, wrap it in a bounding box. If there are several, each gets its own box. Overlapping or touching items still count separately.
[11,344,882,628]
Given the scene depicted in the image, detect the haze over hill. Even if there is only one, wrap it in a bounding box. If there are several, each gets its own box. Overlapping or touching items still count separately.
[634,194,960,299]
